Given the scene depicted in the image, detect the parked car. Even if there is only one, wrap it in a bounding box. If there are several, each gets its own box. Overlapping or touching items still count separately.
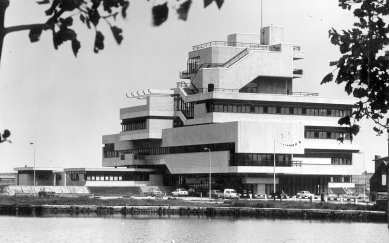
[172,188,189,197]
[144,188,163,197]
[270,190,288,199]
[296,191,313,198]
[221,189,239,199]
[210,190,224,199]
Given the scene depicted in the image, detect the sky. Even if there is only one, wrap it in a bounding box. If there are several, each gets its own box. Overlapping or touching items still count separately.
[0,0,387,173]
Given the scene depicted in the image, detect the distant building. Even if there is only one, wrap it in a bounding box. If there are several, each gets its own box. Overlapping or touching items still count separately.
[14,167,65,186]
[370,156,388,202]
[0,172,16,186]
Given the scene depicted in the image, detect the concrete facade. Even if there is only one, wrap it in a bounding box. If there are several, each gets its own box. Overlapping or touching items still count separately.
[101,26,362,196]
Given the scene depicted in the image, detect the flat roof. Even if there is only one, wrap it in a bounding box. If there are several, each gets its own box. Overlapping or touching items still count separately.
[14,167,64,172]
[64,168,156,172]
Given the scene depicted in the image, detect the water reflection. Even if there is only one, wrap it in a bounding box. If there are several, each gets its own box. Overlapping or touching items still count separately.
[0,214,388,243]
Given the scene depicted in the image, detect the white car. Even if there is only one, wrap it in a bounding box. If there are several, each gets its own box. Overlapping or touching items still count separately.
[296,191,313,198]
[172,188,189,197]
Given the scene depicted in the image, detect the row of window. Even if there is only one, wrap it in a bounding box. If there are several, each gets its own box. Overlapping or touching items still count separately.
[174,96,194,119]
[208,104,352,117]
[231,154,293,167]
[121,118,147,132]
[66,171,150,181]
[305,131,351,140]
[86,174,149,181]
[331,158,352,165]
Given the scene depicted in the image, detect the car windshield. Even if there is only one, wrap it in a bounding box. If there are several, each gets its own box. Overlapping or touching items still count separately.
[215,190,221,193]
[231,190,237,193]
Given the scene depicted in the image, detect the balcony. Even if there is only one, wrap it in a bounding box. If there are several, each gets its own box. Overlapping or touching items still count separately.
[231,160,302,167]
[179,70,191,79]
[181,86,318,96]
[192,41,281,52]
[293,46,305,60]
[293,69,303,78]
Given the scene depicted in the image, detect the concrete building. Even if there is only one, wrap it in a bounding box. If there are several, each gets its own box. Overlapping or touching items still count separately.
[99,26,362,196]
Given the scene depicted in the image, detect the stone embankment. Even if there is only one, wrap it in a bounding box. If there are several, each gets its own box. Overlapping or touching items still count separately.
[0,204,386,221]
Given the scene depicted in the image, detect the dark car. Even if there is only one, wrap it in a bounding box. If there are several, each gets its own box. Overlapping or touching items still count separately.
[240,190,252,198]
[270,190,288,199]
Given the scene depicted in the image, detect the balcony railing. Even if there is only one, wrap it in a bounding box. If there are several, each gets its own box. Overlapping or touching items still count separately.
[293,46,301,51]
[293,69,303,75]
[193,87,318,96]
[193,41,281,52]
[231,160,302,167]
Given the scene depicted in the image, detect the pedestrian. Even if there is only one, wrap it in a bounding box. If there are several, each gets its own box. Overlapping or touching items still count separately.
[321,190,325,203]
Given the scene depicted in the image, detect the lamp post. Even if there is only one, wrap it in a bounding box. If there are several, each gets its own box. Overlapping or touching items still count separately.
[273,134,283,201]
[30,142,36,196]
[204,148,212,199]
[359,151,365,201]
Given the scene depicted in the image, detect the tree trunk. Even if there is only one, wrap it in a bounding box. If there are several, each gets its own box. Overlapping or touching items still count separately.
[0,0,9,65]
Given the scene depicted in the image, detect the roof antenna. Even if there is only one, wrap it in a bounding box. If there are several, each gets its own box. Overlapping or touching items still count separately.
[261,0,263,30]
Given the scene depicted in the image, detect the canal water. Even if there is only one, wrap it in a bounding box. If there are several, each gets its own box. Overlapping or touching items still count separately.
[0,214,388,243]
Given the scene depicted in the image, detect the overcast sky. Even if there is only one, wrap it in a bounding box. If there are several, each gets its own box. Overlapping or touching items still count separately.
[0,0,387,173]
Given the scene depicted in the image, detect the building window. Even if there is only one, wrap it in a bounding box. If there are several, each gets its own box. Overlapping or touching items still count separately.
[331,158,351,165]
[382,174,387,186]
[187,56,200,74]
[38,175,49,180]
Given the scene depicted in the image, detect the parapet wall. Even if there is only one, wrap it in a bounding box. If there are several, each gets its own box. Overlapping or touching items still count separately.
[3,186,90,195]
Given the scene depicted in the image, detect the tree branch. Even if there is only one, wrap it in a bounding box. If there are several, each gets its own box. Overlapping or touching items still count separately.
[4,23,53,35]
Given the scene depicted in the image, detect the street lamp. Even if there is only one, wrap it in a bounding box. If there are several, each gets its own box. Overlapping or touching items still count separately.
[30,142,36,196]
[273,134,283,200]
[204,148,212,199]
[359,151,366,201]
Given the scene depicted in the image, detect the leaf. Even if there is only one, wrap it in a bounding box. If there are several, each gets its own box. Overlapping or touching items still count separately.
[2,130,10,139]
[215,0,224,9]
[37,0,50,4]
[337,137,344,144]
[88,8,101,26]
[121,1,130,18]
[53,28,77,49]
[329,61,338,66]
[152,2,169,26]
[94,31,105,53]
[354,8,365,18]
[80,14,85,23]
[204,0,213,8]
[86,17,91,29]
[353,87,368,98]
[72,39,81,57]
[29,27,43,43]
[60,17,73,27]
[338,116,351,126]
[177,0,192,21]
[321,72,333,84]
[111,26,123,44]
[345,81,353,94]
[45,0,60,16]
[60,0,83,11]
[351,124,360,136]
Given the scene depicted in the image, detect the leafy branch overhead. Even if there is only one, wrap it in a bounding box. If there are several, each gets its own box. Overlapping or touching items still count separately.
[33,0,130,57]
[322,0,389,137]
[0,0,225,60]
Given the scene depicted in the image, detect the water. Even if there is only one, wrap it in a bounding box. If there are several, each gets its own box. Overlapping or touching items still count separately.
[0,214,388,243]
